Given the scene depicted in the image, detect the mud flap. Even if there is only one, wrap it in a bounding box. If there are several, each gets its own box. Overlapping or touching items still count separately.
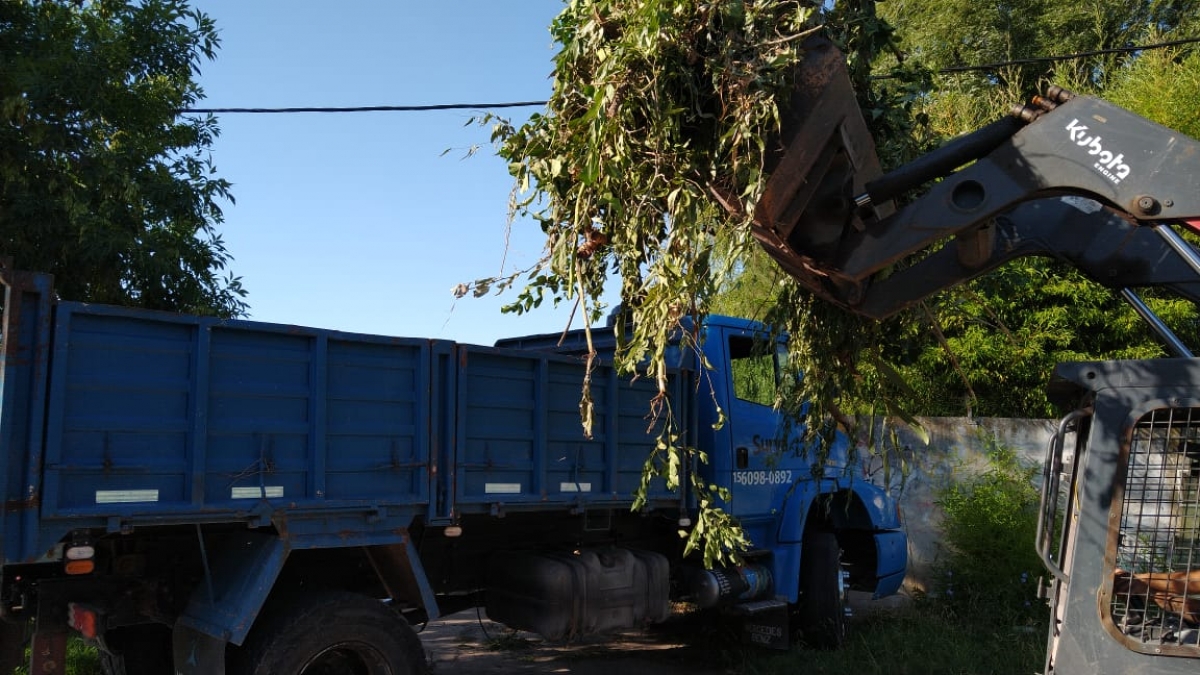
[873,530,907,598]
[27,578,69,675]
[175,531,288,646]
[173,623,227,675]
[29,628,67,675]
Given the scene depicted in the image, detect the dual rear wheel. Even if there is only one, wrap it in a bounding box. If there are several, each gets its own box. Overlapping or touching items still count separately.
[229,592,427,675]
[102,593,427,675]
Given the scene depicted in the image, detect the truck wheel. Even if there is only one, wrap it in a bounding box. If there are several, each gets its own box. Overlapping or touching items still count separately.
[796,531,848,650]
[228,592,427,675]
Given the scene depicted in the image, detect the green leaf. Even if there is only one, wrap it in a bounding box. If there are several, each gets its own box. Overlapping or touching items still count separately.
[1,0,244,318]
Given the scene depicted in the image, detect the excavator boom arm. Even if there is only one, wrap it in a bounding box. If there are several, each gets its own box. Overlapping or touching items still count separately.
[757,39,1200,320]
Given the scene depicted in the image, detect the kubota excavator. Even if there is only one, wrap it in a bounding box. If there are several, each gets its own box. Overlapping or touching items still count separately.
[762,37,1200,675]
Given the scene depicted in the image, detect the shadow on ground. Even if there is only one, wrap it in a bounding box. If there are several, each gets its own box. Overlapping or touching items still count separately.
[418,608,731,675]
[417,592,908,674]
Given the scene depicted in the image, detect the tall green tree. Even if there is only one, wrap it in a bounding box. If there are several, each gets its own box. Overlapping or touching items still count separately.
[0,0,245,317]
[879,0,1199,91]
[1106,38,1200,138]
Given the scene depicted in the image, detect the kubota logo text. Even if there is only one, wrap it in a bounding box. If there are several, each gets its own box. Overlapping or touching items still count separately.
[1066,119,1131,184]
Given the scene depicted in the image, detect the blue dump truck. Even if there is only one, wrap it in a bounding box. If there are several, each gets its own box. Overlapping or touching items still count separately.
[0,262,905,675]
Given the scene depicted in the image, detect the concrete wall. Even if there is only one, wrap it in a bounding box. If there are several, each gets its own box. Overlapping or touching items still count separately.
[857,417,1056,594]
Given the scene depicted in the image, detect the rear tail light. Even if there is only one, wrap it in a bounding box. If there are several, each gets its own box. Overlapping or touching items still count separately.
[67,603,98,639]
[65,545,94,561]
[64,534,94,575]
[64,559,95,575]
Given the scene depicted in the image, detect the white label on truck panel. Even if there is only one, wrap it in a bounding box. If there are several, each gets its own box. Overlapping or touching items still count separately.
[559,482,593,493]
[231,486,284,499]
[95,489,160,504]
[484,483,522,494]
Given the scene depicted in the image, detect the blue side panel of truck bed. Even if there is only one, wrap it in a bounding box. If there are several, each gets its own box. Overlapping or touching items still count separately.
[39,304,434,527]
[453,347,677,511]
[5,294,689,563]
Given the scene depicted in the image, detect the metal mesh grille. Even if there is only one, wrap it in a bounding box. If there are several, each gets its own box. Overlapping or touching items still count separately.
[1111,407,1200,650]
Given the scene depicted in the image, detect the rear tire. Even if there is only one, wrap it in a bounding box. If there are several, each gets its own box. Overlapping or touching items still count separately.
[228,592,427,675]
[796,532,848,649]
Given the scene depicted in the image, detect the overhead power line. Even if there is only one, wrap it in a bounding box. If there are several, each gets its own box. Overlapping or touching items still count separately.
[178,36,1200,115]
[180,100,549,114]
[934,35,1200,74]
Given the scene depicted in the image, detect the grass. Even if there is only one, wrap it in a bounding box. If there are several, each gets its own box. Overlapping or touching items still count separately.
[65,640,100,675]
[641,591,1049,675]
[709,599,1048,675]
[11,638,101,675]
[766,605,1044,674]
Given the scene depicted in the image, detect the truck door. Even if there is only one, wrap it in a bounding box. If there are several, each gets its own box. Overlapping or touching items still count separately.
[722,331,796,518]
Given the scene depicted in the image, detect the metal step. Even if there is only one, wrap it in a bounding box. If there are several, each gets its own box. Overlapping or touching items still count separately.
[730,598,789,616]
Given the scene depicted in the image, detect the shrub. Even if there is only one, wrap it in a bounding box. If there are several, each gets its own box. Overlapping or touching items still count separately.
[934,438,1045,626]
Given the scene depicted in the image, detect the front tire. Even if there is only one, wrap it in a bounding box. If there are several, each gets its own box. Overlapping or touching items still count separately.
[796,532,848,649]
[228,592,427,675]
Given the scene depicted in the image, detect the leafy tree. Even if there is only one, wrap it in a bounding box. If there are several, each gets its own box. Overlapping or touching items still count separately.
[0,0,245,317]
[879,0,1199,91]
[1105,38,1200,138]
[894,265,1198,417]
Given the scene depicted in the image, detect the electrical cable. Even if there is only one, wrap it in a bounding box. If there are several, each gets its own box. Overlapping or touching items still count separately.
[876,35,1200,79]
[179,101,549,114]
[176,36,1200,114]
[939,35,1200,73]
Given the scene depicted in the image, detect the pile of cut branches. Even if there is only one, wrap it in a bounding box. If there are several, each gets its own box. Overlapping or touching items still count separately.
[471,0,901,565]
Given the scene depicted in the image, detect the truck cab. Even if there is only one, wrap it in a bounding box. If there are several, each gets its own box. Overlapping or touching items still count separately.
[496,313,907,646]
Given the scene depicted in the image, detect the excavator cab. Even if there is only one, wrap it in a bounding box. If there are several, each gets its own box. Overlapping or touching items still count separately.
[759,37,1200,675]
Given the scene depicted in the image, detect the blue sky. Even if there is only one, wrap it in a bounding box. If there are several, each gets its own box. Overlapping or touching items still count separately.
[188,1,591,345]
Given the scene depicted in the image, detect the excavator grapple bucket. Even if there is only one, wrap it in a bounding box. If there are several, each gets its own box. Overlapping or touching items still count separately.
[748,37,888,306]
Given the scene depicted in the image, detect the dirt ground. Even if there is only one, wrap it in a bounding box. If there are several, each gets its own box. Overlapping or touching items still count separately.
[417,592,906,674]
[417,609,730,675]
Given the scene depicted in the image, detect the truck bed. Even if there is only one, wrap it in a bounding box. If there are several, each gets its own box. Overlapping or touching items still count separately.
[1,289,687,564]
